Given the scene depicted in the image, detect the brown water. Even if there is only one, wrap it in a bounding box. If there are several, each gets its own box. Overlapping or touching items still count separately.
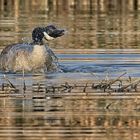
[0,0,140,140]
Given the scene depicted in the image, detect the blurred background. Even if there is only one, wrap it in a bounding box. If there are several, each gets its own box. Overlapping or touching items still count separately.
[0,0,140,49]
[0,1,140,140]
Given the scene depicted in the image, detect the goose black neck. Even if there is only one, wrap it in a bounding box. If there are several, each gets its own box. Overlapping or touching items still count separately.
[32,27,44,45]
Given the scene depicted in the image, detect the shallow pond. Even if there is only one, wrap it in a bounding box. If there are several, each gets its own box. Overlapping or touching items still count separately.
[0,1,140,140]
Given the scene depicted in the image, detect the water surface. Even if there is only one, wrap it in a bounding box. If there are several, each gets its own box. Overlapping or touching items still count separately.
[0,1,140,140]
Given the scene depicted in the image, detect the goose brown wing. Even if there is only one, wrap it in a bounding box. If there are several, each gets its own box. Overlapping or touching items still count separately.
[0,43,18,55]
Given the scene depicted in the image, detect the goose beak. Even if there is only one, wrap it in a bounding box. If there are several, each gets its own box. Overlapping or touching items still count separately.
[50,29,65,38]
[43,29,65,41]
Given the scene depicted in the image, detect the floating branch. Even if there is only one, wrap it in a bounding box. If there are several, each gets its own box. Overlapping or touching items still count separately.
[117,79,140,92]
[44,82,74,93]
[3,75,16,89]
[92,72,127,91]
[0,73,140,95]
[0,75,20,94]
[33,83,46,92]
[60,82,73,92]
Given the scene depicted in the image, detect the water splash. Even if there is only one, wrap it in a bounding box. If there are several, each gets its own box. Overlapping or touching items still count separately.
[59,63,124,73]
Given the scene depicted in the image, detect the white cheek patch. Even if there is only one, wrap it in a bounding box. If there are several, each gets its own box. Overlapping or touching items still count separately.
[43,32,54,41]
